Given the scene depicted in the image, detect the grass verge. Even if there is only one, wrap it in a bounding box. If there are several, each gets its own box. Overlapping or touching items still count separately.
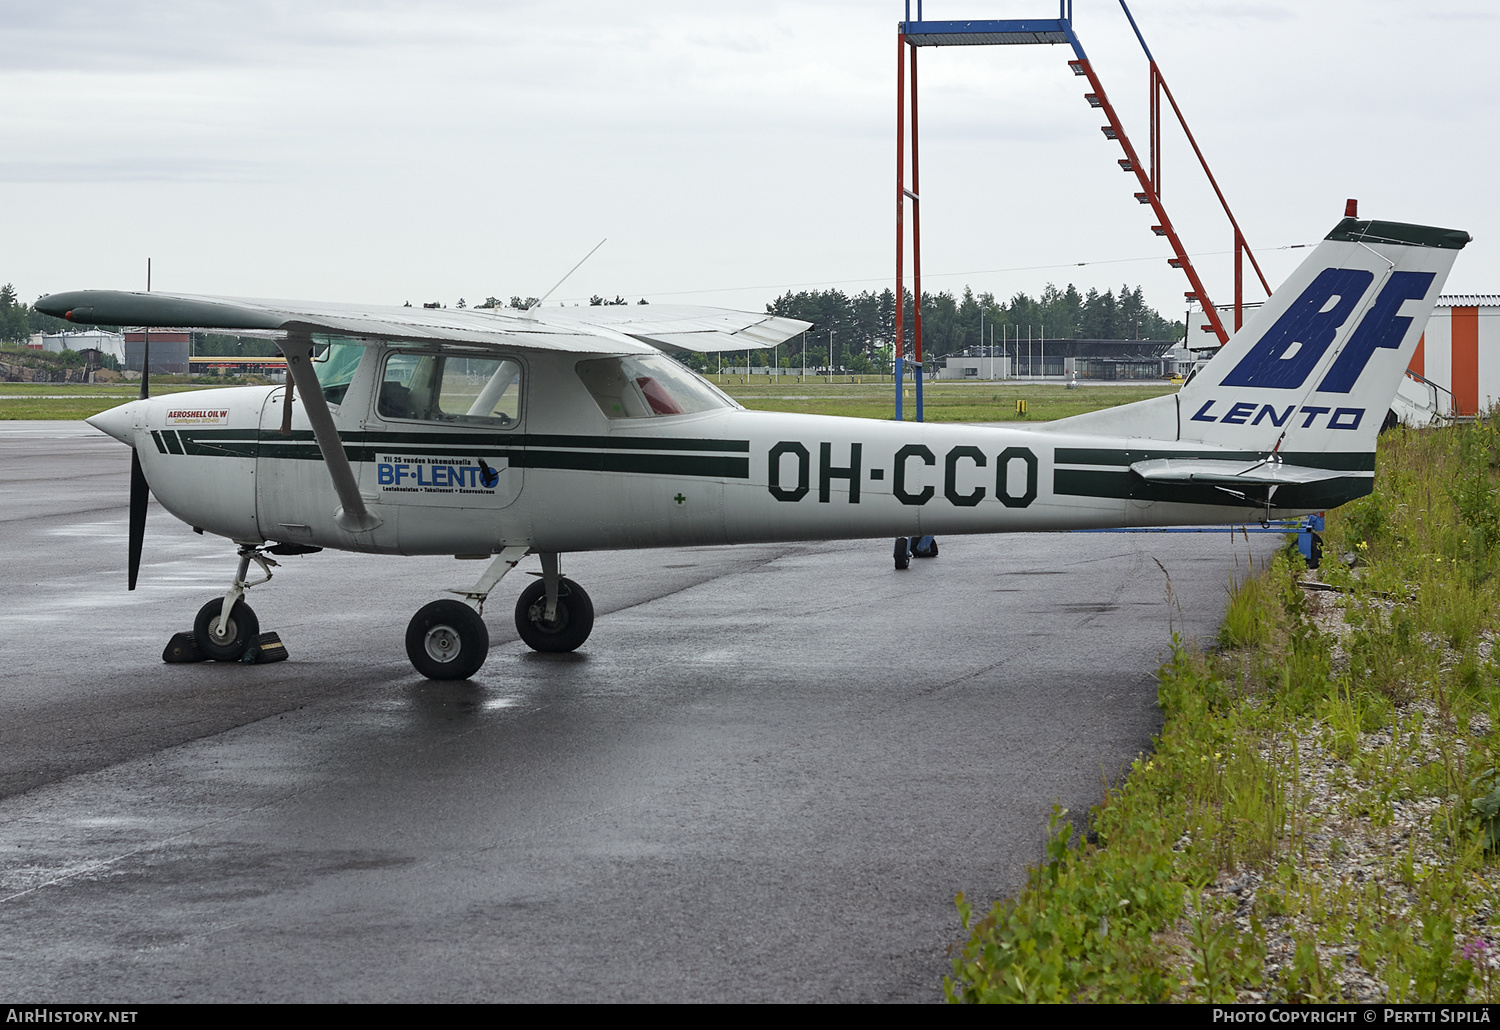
[713,378,1174,422]
[0,380,260,420]
[947,421,1500,1002]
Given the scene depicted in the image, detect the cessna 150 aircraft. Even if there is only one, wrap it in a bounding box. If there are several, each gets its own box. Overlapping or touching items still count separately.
[39,214,1468,680]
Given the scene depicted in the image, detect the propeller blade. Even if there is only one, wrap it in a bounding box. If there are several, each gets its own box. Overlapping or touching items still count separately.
[128,447,148,590]
[140,327,149,400]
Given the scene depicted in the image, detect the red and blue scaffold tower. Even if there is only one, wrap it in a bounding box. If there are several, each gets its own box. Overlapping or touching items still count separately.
[894,1,1271,421]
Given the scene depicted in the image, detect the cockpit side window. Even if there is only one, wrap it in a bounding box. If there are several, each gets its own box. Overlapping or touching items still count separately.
[378,351,522,427]
[576,354,733,420]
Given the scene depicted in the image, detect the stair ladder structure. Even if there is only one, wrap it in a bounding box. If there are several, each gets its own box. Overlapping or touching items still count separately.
[896,0,1270,419]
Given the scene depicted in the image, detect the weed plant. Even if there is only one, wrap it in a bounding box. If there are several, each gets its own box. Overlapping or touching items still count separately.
[948,421,1500,1003]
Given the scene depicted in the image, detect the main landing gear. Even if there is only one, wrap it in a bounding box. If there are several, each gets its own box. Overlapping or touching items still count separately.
[893,535,939,570]
[402,548,595,681]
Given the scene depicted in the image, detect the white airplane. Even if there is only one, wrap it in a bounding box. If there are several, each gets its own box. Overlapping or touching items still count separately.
[40,214,1468,680]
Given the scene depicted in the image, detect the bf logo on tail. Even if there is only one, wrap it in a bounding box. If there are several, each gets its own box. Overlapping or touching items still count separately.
[1221,269,1435,393]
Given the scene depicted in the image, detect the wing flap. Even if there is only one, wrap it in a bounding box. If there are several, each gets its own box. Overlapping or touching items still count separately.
[543,306,810,352]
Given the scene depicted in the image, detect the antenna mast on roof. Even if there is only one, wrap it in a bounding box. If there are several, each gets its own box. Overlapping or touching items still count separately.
[526,238,608,316]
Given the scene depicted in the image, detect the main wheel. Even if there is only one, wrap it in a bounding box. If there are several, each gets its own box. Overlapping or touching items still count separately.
[514,577,594,652]
[194,598,260,662]
[406,600,489,680]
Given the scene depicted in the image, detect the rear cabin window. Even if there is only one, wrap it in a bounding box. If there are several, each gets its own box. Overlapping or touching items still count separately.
[576,355,732,419]
[378,352,521,427]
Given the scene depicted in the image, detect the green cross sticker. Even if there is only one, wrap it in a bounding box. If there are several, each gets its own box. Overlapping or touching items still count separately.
[674,493,686,505]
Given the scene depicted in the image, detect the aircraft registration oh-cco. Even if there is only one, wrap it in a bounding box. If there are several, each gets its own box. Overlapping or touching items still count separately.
[39,214,1468,680]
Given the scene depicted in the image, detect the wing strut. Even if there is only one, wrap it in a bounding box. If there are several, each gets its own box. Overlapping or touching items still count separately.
[281,329,382,533]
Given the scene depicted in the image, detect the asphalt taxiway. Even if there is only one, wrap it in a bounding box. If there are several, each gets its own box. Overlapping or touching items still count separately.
[0,420,1278,1002]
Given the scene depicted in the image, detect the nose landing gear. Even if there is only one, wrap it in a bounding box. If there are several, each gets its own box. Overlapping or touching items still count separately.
[176,544,279,663]
[194,597,260,661]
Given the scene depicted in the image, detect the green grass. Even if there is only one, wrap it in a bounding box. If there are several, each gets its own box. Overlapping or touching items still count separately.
[712,378,1174,422]
[0,382,237,420]
[948,422,1500,1003]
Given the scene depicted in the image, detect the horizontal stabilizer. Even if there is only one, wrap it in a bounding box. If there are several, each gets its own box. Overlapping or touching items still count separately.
[1129,457,1363,486]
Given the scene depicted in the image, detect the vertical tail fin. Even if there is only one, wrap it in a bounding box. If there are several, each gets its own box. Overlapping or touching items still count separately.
[1179,217,1469,457]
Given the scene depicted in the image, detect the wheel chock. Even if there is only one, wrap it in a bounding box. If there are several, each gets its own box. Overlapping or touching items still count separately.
[242,632,289,665]
[163,631,208,663]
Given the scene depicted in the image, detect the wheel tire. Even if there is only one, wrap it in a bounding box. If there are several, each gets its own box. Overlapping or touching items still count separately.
[514,577,594,652]
[193,598,260,663]
[406,600,489,680]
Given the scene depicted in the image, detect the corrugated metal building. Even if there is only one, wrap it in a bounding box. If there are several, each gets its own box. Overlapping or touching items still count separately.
[1407,297,1500,417]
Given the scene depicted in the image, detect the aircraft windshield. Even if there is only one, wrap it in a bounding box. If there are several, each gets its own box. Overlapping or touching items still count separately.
[576,355,732,419]
[311,338,366,405]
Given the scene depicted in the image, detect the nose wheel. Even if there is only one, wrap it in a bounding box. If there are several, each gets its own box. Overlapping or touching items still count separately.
[406,600,490,680]
[193,598,260,661]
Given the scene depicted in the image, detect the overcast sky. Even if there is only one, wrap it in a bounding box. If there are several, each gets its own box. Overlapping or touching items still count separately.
[4,1,1496,323]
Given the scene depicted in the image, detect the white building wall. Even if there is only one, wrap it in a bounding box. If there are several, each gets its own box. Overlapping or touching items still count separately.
[938,356,1010,380]
[1479,309,1500,413]
[1423,308,1453,414]
[34,330,126,362]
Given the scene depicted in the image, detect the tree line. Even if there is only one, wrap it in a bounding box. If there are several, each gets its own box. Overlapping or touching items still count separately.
[753,283,1185,371]
[2,279,1185,371]
[0,284,78,343]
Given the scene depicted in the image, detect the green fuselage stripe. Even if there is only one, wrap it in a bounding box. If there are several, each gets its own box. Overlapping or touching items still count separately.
[169,428,753,480]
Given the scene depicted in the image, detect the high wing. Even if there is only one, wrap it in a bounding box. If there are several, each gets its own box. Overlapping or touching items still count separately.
[35,288,810,540]
[34,291,809,353]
